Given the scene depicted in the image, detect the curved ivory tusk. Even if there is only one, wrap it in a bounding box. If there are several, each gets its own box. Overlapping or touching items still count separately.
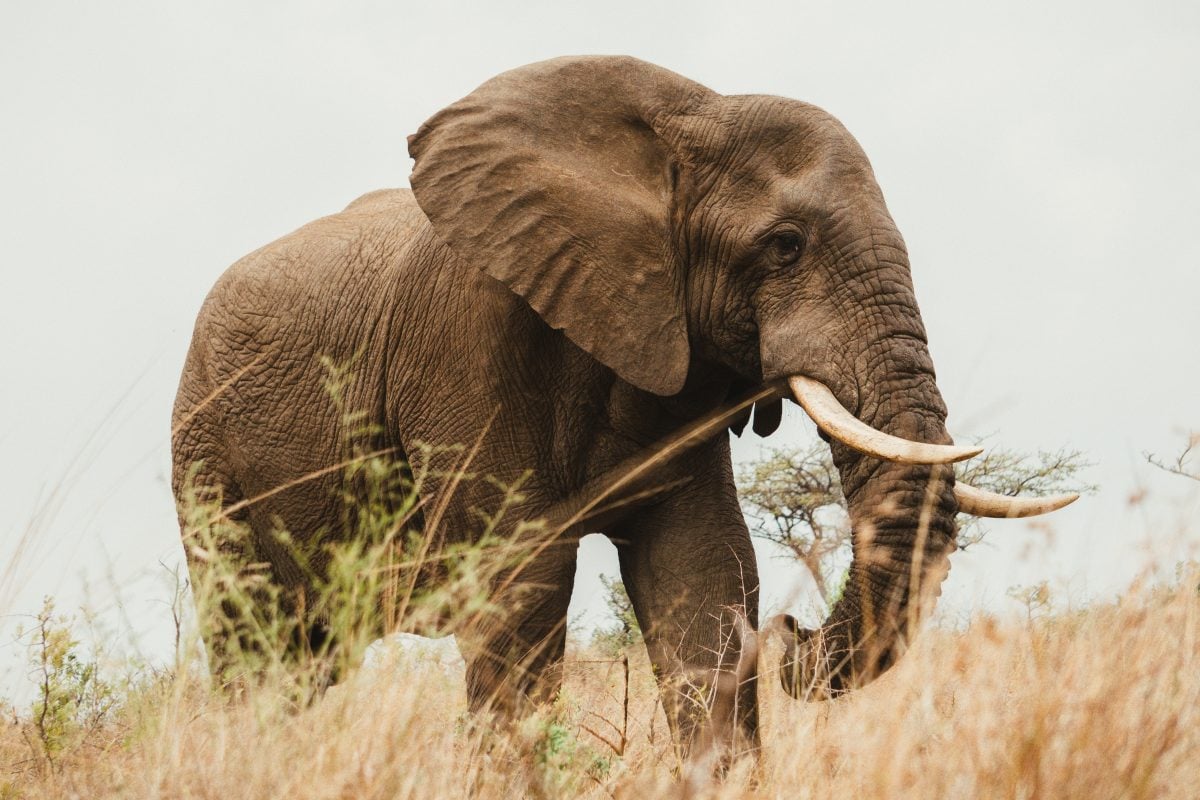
[788,375,983,465]
[955,482,1079,518]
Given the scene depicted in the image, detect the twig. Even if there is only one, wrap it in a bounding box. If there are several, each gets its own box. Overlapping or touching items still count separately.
[1146,435,1200,483]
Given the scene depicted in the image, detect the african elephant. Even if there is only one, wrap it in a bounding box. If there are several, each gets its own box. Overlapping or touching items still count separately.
[171,56,1073,760]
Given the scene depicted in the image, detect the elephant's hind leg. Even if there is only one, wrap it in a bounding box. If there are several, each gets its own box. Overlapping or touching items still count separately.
[173,457,263,686]
[460,542,579,723]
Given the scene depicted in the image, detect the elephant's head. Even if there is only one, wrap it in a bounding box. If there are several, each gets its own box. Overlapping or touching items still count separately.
[408,56,1074,699]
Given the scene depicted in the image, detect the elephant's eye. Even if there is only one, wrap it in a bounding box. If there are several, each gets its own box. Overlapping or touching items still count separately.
[769,230,805,266]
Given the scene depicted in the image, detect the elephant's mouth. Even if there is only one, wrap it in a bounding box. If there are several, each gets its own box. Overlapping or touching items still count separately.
[786,374,1079,518]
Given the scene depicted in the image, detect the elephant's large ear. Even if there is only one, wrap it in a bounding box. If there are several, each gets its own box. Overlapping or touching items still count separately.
[408,56,711,396]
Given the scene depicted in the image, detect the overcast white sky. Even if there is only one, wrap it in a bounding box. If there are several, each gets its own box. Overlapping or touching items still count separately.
[2,1,1198,697]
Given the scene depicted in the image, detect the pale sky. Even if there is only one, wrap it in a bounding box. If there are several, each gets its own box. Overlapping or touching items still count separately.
[2,1,1198,697]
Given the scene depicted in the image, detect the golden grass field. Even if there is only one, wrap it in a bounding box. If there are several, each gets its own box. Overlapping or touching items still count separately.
[3,565,1197,800]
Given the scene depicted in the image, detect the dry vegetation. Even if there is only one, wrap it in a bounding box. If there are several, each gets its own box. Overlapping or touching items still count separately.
[2,436,1197,799]
[3,571,1199,799]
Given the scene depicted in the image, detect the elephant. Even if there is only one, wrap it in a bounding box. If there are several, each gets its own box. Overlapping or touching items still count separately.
[171,55,1075,761]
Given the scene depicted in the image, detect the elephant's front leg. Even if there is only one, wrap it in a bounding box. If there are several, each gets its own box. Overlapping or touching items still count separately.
[611,438,760,766]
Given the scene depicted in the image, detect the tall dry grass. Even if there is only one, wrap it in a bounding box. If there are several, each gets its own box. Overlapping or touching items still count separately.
[3,565,1198,798]
[3,410,1197,798]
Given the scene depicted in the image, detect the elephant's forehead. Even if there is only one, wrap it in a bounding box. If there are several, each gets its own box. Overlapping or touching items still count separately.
[709,94,874,181]
[700,174,878,234]
[701,145,881,222]
[683,95,887,228]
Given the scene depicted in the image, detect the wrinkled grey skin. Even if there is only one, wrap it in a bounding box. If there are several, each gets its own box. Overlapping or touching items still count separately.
[172,56,958,757]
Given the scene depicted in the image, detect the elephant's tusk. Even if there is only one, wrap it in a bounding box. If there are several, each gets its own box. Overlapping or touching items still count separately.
[788,375,982,465]
[954,482,1079,518]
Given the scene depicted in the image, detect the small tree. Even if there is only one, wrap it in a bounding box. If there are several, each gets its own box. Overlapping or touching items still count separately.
[736,439,1094,610]
[1007,581,1054,622]
[18,598,118,768]
[591,575,641,654]
[734,442,847,603]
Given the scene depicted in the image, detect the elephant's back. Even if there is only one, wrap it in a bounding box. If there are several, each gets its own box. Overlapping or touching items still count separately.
[341,187,419,215]
[172,187,434,501]
[198,189,427,337]
[217,187,424,282]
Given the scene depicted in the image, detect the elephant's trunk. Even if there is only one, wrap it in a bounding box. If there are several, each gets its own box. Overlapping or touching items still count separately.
[776,339,960,699]
[763,222,1076,699]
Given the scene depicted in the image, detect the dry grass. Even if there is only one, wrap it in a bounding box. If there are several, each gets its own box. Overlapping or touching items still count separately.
[754,580,1199,799]
[2,570,1198,799]
[4,403,1195,798]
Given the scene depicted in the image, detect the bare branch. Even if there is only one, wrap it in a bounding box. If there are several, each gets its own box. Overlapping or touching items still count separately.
[1146,432,1200,483]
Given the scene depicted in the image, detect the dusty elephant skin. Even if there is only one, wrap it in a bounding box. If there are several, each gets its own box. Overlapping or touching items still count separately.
[171,56,1054,763]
